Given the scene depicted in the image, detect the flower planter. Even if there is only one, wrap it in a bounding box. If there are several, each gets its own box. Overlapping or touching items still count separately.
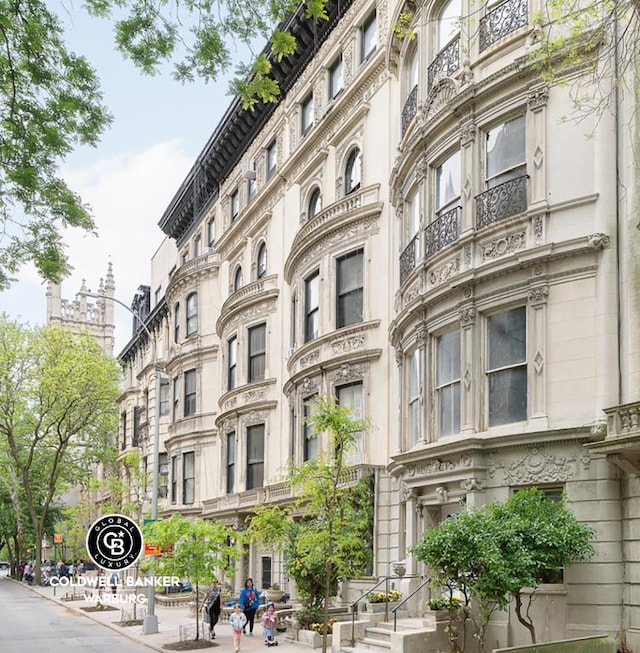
[297,629,333,648]
[266,589,284,603]
[365,601,401,614]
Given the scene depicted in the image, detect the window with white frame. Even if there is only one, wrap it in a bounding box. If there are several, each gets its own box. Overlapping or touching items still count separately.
[234,266,243,291]
[246,424,265,489]
[207,218,215,247]
[174,302,180,343]
[486,115,526,189]
[301,94,314,135]
[247,178,256,202]
[305,270,320,342]
[436,329,460,437]
[248,323,266,382]
[226,432,235,494]
[266,140,277,179]
[228,336,237,391]
[183,451,195,504]
[344,148,362,195]
[194,234,202,258]
[336,381,363,462]
[172,376,179,422]
[184,369,196,417]
[160,383,169,416]
[361,11,377,62]
[406,188,420,254]
[329,55,343,100]
[437,0,461,51]
[230,189,239,221]
[257,243,267,279]
[186,292,198,336]
[487,306,527,426]
[407,47,419,96]
[171,455,177,503]
[436,150,461,218]
[308,187,322,219]
[408,349,420,446]
[303,395,319,461]
[336,249,364,328]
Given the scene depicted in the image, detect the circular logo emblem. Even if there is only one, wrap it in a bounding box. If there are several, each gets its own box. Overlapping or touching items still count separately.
[86,514,143,570]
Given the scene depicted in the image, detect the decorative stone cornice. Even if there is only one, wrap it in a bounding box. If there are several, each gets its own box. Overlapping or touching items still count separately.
[459,306,475,327]
[216,274,279,336]
[587,232,611,250]
[527,85,549,111]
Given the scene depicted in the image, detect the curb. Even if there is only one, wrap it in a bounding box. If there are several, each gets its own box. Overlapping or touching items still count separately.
[6,575,168,653]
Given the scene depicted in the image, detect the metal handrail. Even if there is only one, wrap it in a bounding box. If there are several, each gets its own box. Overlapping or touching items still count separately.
[349,575,422,645]
[391,576,431,631]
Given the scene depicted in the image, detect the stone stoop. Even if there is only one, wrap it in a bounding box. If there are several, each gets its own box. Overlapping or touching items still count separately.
[338,619,436,653]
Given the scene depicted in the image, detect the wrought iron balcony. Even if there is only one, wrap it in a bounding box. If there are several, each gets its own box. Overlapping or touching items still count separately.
[479,0,528,52]
[401,85,418,137]
[425,207,460,258]
[399,233,419,284]
[475,175,528,229]
[427,35,460,92]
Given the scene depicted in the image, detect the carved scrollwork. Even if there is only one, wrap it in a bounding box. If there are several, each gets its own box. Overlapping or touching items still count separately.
[488,447,577,484]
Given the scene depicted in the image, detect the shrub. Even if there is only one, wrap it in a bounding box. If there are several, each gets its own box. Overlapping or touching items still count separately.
[367,589,402,603]
[427,595,463,611]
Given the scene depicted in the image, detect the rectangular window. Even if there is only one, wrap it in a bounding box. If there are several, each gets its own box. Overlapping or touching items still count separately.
[121,411,127,450]
[436,330,460,437]
[301,94,314,135]
[158,452,168,498]
[207,218,215,247]
[155,286,162,304]
[329,56,343,100]
[174,303,180,343]
[228,336,237,391]
[248,323,266,382]
[336,382,363,462]
[336,249,364,329]
[436,150,461,217]
[194,234,202,258]
[486,115,526,189]
[266,141,277,179]
[184,369,196,417]
[230,190,239,221]
[246,424,265,490]
[261,556,272,590]
[183,451,195,504]
[291,293,297,348]
[186,294,198,336]
[160,383,169,416]
[226,432,235,494]
[361,11,377,62]
[181,250,189,265]
[171,455,178,503]
[408,350,420,446]
[172,376,179,422]
[304,271,320,342]
[247,177,256,202]
[488,306,527,426]
[303,395,318,461]
[133,406,142,446]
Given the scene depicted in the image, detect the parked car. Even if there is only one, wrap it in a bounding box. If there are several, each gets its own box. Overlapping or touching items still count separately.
[0,561,9,570]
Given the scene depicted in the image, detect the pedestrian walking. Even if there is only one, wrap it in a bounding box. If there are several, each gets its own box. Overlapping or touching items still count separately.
[200,579,221,639]
[229,603,248,653]
[262,602,278,646]
[239,577,260,635]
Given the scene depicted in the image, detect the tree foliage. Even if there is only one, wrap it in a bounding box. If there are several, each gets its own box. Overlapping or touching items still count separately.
[0,316,120,582]
[0,0,111,288]
[413,488,595,651]
[142,513,242,641]
[248,396,374,653]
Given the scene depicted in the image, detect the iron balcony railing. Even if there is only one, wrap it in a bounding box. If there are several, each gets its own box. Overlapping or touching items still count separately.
[401,85,418,137]
[479,0,528,51]
[427,34,460,92]
[399,233,420,285]
[425,206,460,258]
[475,175,528,229]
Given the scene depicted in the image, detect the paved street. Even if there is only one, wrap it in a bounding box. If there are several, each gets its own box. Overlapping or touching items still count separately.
[0,574,157,652]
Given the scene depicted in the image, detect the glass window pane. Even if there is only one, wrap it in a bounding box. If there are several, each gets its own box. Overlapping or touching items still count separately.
[308,188,322,218]
[438,0,461,49]
[488,367,527,426]
[486,115,526,181]
[338,250,363,293]
[436,150,461,210]
[247,425,265,489]
[488,307,526,369]
[439,382,461,436]
[345,149,362,194]
[362,12,377,60]
[437,330,460,385]
[409,349,420,397]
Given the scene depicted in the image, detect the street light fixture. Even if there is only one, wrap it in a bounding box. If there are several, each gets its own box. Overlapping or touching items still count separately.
[81,290,165,635]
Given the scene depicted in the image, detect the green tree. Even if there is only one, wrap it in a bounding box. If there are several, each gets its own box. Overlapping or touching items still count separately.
[413,488,595,652]
[0,316,120,584]
[249,396,374,653]
[143,513,242,641]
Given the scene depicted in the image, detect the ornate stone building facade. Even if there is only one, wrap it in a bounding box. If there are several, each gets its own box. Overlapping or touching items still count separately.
[117,0,640,647]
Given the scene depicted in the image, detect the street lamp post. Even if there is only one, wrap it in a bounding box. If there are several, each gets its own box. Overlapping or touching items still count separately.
[82,291,163,635]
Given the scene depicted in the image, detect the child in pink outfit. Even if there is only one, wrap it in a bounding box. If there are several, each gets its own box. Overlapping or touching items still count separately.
[262,602,278,646]
[230,604,248,652]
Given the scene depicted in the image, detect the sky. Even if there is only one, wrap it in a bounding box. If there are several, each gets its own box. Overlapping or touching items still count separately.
[0,4,238,352]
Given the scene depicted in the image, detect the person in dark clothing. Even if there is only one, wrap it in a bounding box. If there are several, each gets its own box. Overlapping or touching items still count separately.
[239,578,260,635]
[200,580,222,639]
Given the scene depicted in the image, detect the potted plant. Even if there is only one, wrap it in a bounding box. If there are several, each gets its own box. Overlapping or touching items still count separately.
[266,583,284,603]
[425,595,464,622]
[365,589,402,613]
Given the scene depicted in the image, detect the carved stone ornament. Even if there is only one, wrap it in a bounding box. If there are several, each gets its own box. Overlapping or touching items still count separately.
[459,306,475,327]
[588,232,611,250]
[429,257,460,286]
[400,482,417,502]
[300,349,320,368]
[460,477,486,492]
[460,121,476,146]
[406,454,473,477]
[244,388,267,403]
[394,345,403,367]
[328,362,367,384]
[416,323,429,347]
[527,285,549,305]
[241,410,269,427]
[527,86,549,111]
[488,447,577,484]
[331,334,366,355]
[416,154,429,182]
[481,231,526,260]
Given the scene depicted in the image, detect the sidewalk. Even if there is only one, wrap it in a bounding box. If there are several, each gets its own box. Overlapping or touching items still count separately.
[7,573,304,653]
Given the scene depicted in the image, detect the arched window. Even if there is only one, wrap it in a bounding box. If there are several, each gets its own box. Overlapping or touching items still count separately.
[438,0,461,51]
[407,47,419,94]
[257,243,267,279]
[186,293,198,336]
[344,148,362,195]
[234,267,243,291]
[308,187,322,219]
[174,303,180,343]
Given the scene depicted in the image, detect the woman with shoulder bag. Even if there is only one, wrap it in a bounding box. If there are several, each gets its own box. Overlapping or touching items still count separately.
[239,578,260,635]
[200,580,221,639]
